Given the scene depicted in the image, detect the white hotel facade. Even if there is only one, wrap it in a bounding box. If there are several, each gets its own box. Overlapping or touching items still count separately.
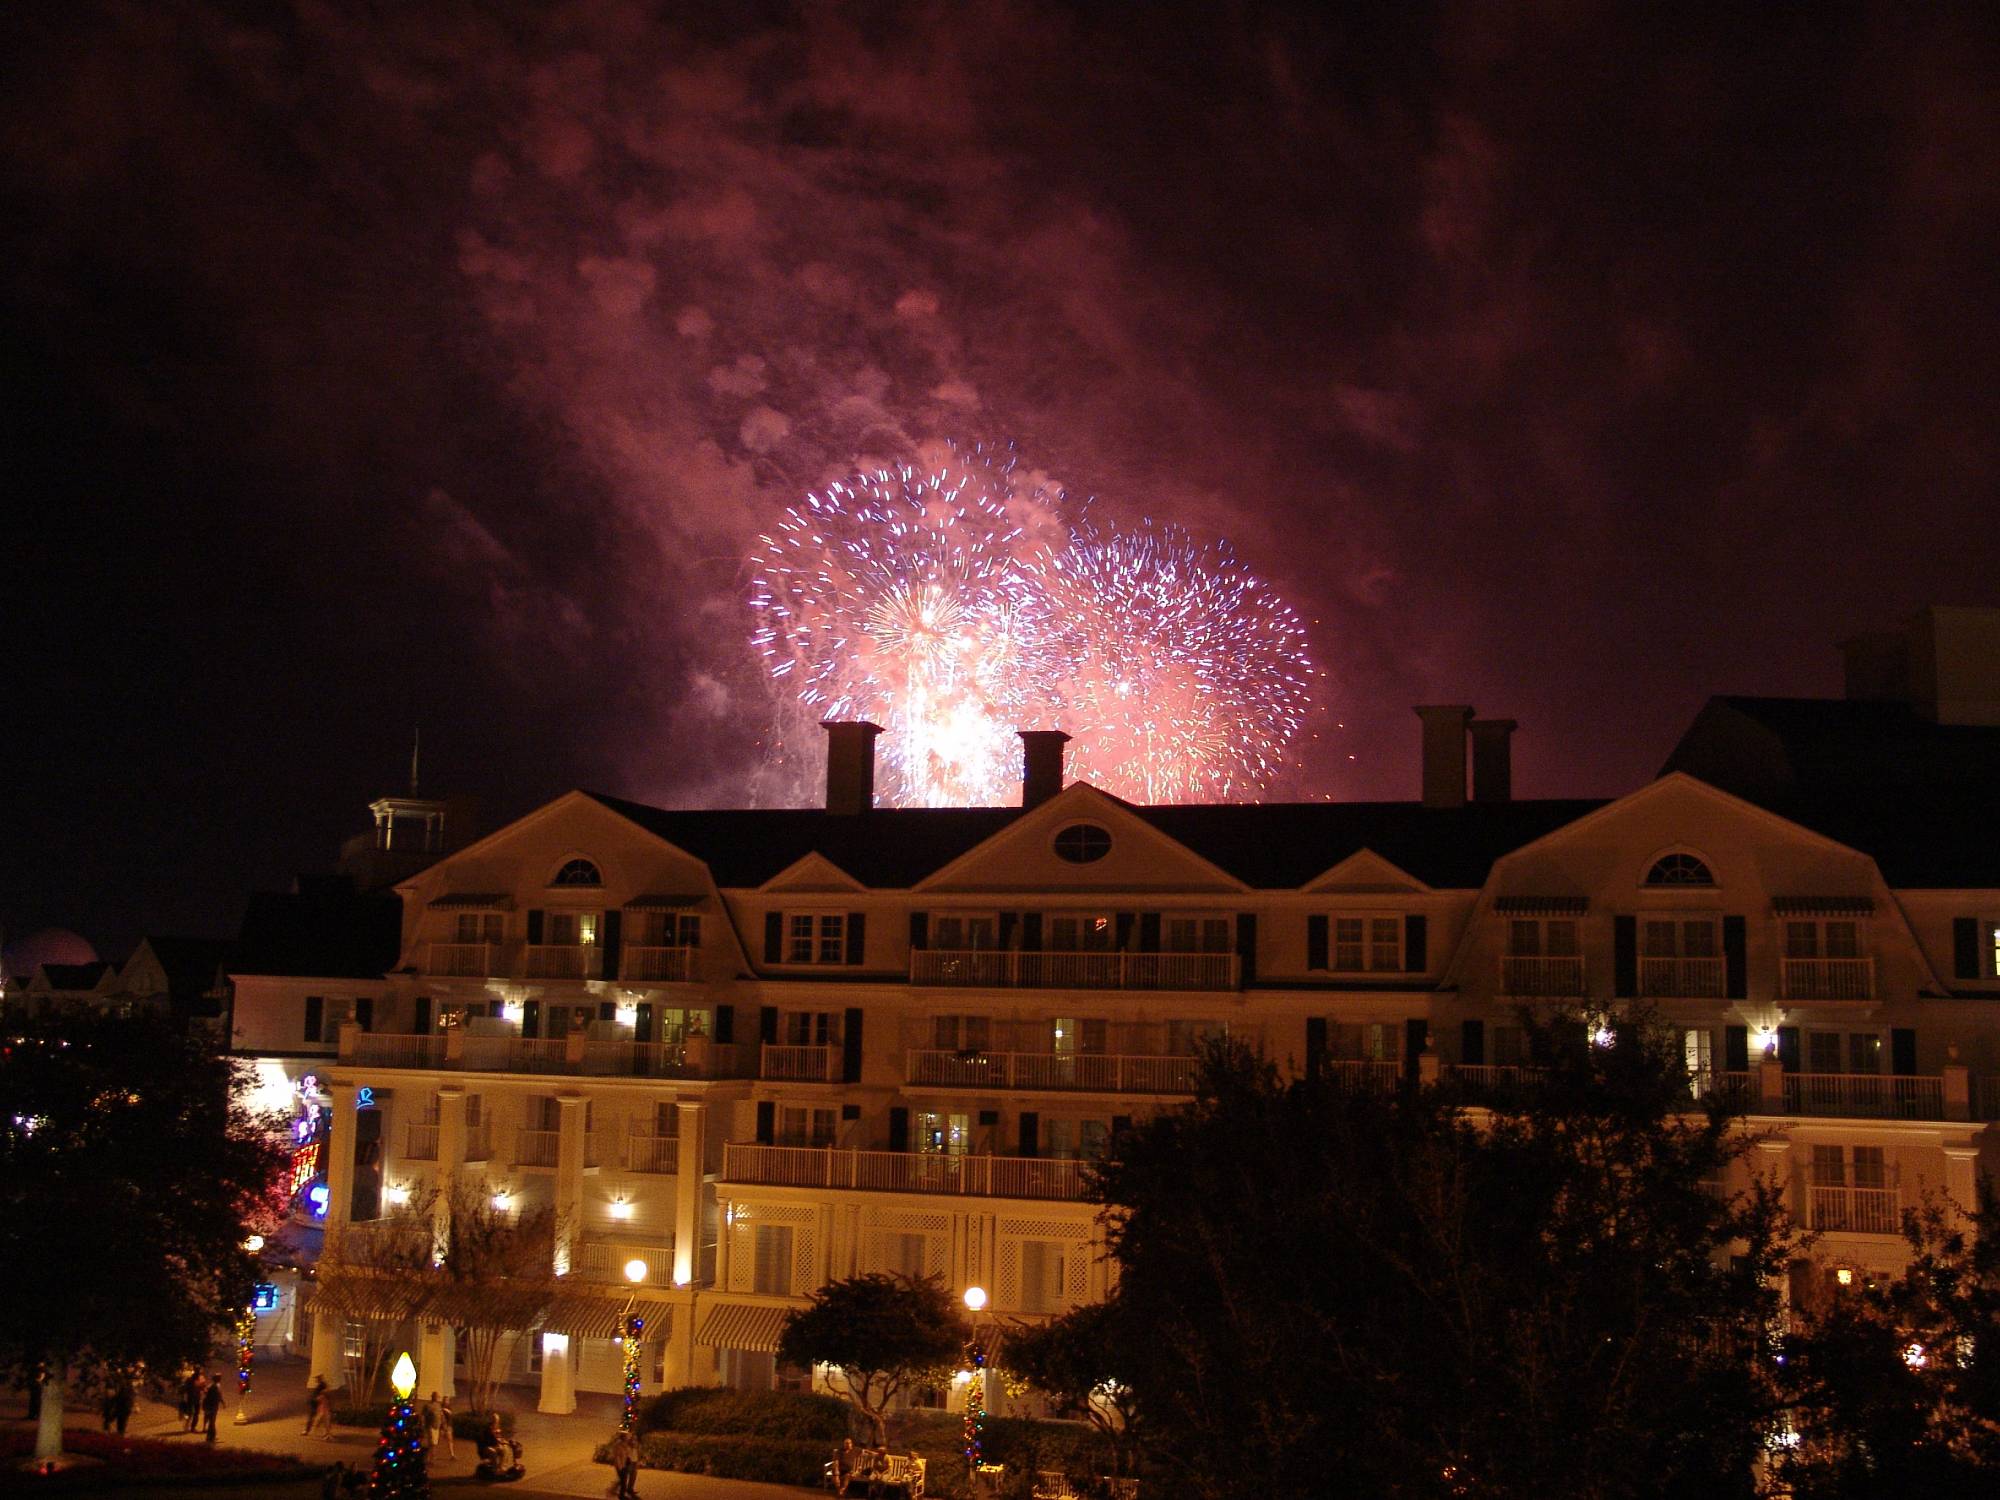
[228,607,2000,1414]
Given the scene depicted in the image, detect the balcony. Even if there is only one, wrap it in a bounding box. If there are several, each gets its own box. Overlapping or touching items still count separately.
[347,1031,745,1080]
[1440,1063,1540,1093]
[910,949,1239,991]
[1320,1059,1405,1093]
[404,1123,440,1161]
[907,1049,1198,1095]
[1499,955,1587,996]
[620,946,696,983]
[1808,1184,1900,1235]
[427,942,503,978]
[1783,1071,1942,1121]
[339,1219,434,1266]
[1637,956,1725,998]
[724,1142,1091,1201]
[761,1043,840,1082]
[570,1239,675,1286]
[514,1128,561,1168]
[523,944,602,980]
[1780,957,1875,1000]
[353,1034,448,1069]
[624,1128,678,1174]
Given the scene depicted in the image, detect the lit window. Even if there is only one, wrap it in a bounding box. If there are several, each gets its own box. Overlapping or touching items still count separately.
[1645,854,1714,886]
[552,859,602,887]
[1052,824,1112,864]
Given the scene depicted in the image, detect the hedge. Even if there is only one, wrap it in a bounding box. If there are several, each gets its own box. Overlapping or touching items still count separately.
[598,1431,831,1486]
[635,1385,855,1441]
[890,1413,1123,1500]
[0,1428,310,1489]
[332,1402,512,1442]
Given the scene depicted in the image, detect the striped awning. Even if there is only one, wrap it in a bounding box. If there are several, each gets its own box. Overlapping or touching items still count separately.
[625,894,705,910]
[1772,896,1875,916]
[542,1295,674,1341]
[1494,896,1589,916]
[306,1274,433,1325]
[696,1301,793,1353]
[428,893,512,910]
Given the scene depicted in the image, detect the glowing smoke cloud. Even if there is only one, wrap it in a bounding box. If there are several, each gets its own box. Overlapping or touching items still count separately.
[751,444,1313,806]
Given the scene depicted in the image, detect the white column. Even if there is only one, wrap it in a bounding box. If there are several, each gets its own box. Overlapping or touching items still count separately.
[417,1320,455,1401]
[554,1095,588,1274]
[674,1099,706,1286]
[1943,1142,1981,1229]
[536,1331,576,1415]
[325,1081,361,1240]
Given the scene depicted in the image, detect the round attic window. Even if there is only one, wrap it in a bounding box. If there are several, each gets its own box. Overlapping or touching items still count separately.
[1644,853,1713,887]
[1053,824,1112,864]
[552,858,602,887]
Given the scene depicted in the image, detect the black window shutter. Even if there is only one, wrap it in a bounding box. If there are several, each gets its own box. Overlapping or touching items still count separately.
[842,1008,863,1083]
[1725,1024,1749,1073]
[1139,913,1161,952]
[1777,1026,1800,1073]
[1305,1016,1327,1078]
[909,912,929,951]
[1115,912,1136,951]
[601,910,621,978]
[1111,1114,1132,1140]
[759,1006,778,1044]
[999,911,1018,950]
[523,1000,541,1039]
[1460,1018,1485,1066]
[1236,913,1257,985]
[755,1101,775,1145]
[1613,916,1637,999]
[1953,918,1980,979]
[355,997,374,1033]
[1022,912,1043,950]
[888,1107,909,1153]
[1891,1028,1917,1076]
[763,912,783,965]
[1018,1111,1040,1158]
[1403,915,1427,972]
[598,1000,615,1021]
[713,1004,734,1043]
[526,909,545,945]
[1404,1019,1428,1082]
[846,913,866,965]
[1723,916,1747,999]
[634,1003,653,1044]
[413,997,431,1035]
[1306,916,1328,972]
[841,1103,861,1121]
[304,995,323,1043]
[977,1109,999,1127]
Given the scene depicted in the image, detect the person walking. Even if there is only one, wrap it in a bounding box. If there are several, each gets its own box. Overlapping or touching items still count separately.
[181,1369,203,1431]
[421,1392,440,1453]
[200,1374,224,1442]
[436,1392,455,1458]
[610,1427,639,1500]
[304,1374,327,1436]
[112,1373,135,1436]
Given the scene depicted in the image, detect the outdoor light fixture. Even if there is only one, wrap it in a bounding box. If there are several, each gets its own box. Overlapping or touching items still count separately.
[625,1258,649,1284]
[502,999,524,1025]
[963,1285,988,1311]
[609,1198,633,1219]
[615,1001,637,1027]
[1836,1267,1854,1287]
[391,1352,417,1401]
[384,1183,410,1206]
[242,1234,264,1253]
[491,1190,514,1212]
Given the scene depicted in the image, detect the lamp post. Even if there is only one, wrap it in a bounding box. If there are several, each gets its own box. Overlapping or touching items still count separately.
[621,1258,648,1432]
[961,1286,988,1486]
[236,1235,264,1425]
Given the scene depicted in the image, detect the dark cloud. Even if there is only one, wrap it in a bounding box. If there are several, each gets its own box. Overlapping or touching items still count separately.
[3,0,1997,950]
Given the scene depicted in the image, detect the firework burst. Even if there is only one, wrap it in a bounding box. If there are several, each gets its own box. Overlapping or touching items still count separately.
[750,443,1313,805]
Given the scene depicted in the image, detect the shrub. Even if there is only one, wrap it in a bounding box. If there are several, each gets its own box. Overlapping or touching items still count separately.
[635,1385,854,1441]
[614,1431,831,1486]
[890,1412,1121,1500]
[333,1402,511,1441]
[0,1427,310,1487]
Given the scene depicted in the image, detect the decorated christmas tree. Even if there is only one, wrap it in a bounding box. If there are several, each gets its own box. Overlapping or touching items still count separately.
[367,1353,429,1499]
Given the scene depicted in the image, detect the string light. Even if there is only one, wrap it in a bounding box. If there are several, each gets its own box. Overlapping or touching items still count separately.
[622,1314,645,1431]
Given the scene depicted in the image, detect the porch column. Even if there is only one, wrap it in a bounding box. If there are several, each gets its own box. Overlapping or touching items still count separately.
[325,1081,361,1241]
[1943,1142,1982,1230]
[1754,1134,1796,1323]
[674,1099,706,1286]
[555,1095,588,1275]
[434,1086,466,1262]
[417,1320,455,1401]
[660,1286,698,1388]
[536,1331,576,1415]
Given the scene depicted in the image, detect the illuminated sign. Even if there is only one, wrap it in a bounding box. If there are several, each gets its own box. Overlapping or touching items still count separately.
[357,1086,376,1109]
[305,1180,329,1219]
[252,1283,279,1312]
[290,1141,322,1198]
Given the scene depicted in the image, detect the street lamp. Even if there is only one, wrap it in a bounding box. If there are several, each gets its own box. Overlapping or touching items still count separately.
[621,1258,648,1431]
[962,1287,989,1484]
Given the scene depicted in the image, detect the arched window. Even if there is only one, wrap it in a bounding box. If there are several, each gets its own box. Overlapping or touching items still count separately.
[1052,824,1112,864]
[1644,853,1713,887]
[551,858,602,888]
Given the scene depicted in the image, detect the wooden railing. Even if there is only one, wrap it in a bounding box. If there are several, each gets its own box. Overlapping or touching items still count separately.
[1499,956,1587,996]
[910,950,1239,991]
[404,1123,440,1161]
[1637,956,1725,998]
[761,1044,839,1082]
[723,1143,1091,1201]
[1783,1072,1942,1120]
[906,1049,1199,1094]
[523,944,602,980]
[1780,957,1875,1000]
[624,1128,678,1174]
[1808,1184,1899,1235]
[426,942,502,977]
[514,1128,561,1168]
[620,946,695,982]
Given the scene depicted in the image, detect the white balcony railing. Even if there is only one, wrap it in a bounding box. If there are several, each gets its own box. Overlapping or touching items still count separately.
[724,1142,1090,1201]
[1500,955,1587,996]
[1321,1059,1405,1092]
[1784,1072,1942,1120]
[1441,1063,1540,1091]
[514,1128,561,1168]
[624,1128,678,1174]
[761,1044,839,1082]
[1781,957,1875,1000]
[523,944,602,980]
[620,946,695,982]
[351,1034,448,1069]
[1637,956,1725,998]
[570,1240,674,1285]
[404,1123,440,1161]
[427,942,502,977]
[906,1049,1198,1094]
[910,949,1239,991]
[1808,1184,1900,1235]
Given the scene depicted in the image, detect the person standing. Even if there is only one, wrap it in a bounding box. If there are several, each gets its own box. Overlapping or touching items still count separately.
[112,1373,135,1436]
[304,1374,326,1436]
[421,1392,440,1453]
[201,1374,224,1442]
[182,1368,203,1431]
[610,1427,639,1500]
[436,1392,455,1458]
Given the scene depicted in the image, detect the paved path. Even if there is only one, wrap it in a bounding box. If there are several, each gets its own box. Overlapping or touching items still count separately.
[6,1357,817,1500]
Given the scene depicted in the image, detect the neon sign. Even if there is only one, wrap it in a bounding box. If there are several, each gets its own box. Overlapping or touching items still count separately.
[305,1181,329,1219]
[357,1087,375,1109]
[252,1283,279,1312]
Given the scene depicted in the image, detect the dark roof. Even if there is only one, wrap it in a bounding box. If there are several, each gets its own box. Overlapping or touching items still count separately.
[139,936,233,1000]
[1775,793,2000,889]
[232,884,403,979]
[36,960,113,989]
[585,791,1606,890]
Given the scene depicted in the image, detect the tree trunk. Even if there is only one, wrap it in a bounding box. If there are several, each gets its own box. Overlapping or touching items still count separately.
[34,1368,64,1462]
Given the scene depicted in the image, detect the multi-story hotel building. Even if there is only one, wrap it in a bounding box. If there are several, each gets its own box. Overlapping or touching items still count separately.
[234,607,2000,1415]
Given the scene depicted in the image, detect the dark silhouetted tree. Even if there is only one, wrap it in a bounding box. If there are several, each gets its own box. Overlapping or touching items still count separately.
[777,1272,967,1444]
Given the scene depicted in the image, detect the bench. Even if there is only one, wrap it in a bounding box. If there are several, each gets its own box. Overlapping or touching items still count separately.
[1034,1474,1139,1500]
[823,1452,927,1499]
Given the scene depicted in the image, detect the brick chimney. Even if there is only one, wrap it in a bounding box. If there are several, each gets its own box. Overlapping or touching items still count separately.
[1414,705,1473,809]
[821,721,883,816]
[1018,730,1071,809]
[1469,718,1517,803]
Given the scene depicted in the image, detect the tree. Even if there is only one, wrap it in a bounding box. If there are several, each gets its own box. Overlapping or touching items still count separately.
[1091,1021,1792,1500]
[0,1011,289,1462]
[777,1272,968,1444]
[1004,1299,1142,1476]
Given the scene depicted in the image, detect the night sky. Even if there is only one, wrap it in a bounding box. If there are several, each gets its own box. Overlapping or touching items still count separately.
[4,2,1997,956]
